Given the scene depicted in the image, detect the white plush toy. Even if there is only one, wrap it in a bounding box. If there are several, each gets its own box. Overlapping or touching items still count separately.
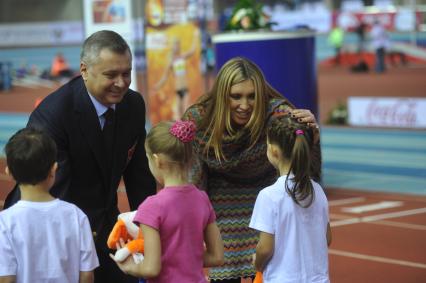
[107,211,144,263]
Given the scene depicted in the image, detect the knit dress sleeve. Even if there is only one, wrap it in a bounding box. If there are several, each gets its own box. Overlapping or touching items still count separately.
[182,105,209,191]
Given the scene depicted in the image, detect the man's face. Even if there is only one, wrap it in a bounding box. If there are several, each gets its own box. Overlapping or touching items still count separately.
[80,48,132,107]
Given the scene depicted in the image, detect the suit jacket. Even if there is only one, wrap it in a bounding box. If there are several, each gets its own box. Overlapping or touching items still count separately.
[4,76,156,238]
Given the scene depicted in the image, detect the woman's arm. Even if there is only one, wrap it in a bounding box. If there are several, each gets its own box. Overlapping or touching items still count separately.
[181,29,199,59]
[254,231,274,272]
[203,222,224,267]
[153,53,173,91]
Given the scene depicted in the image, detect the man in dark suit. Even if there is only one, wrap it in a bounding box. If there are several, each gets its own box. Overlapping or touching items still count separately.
[4,30,156,283]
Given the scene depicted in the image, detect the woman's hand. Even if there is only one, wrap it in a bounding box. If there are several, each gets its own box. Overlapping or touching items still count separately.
[290,109,320,143]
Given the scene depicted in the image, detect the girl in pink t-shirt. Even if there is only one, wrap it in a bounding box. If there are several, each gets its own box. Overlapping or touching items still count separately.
[112,120,224,283]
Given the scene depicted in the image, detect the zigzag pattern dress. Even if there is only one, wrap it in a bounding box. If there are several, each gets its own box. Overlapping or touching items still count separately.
[184,98,314,280]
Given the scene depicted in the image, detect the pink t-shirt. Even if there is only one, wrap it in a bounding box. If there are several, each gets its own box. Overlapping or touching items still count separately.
[134,184,216,283]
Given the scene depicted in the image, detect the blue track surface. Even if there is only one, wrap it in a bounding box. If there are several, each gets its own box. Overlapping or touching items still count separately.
[1,114,425,195]
[321,127,426,195]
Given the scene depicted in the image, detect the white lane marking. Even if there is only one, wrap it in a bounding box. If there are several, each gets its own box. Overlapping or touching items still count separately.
[329,249,426,269]
[372,220,426,231]
[331,218,361,227]
[329,197,365,206]
[331,207,426,227]
[329,213,352,220]
[362,207,426,222]
[342,201,403,213]
[330,213,426,230]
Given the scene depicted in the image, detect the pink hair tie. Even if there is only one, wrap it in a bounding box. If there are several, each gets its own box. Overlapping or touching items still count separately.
[295,129,304,135]
[169,120,196,143]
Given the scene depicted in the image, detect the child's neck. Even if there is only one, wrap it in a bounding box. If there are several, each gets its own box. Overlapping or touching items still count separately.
[162,170,190,188]
[19,183,55,202]
[277,161,291,177]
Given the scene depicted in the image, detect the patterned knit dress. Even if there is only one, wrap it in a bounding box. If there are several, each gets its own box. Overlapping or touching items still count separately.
[184,98,299,280]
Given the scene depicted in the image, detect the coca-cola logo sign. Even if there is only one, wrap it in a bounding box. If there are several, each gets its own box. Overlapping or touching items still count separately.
[348,97,426,128]
[366,99,417,127]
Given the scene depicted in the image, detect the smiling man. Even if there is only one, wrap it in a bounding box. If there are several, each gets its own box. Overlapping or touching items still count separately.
[4,30,156,283]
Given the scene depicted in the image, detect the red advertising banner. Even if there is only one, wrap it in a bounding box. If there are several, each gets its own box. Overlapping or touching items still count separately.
[333,10,423,31]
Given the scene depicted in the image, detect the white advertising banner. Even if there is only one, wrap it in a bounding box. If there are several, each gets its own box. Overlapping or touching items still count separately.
[348,97,426,128]
[0,21,84,47]
[83,0,132,41]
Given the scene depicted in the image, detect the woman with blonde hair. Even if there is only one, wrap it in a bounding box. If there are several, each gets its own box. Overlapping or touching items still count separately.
[183,57,321,282]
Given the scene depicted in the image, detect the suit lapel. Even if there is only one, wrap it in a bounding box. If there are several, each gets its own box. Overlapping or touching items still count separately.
[73,78,109,186]
[113,101,130,174]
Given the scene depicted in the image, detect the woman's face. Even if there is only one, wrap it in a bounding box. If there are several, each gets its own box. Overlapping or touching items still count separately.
[229,79,255,127]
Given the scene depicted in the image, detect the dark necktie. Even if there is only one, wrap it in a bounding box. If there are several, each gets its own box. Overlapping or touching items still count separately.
[103,108,115,171]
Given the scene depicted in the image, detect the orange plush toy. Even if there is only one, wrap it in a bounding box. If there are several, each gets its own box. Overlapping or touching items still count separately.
[253,271,263,283]
[107,211,145,263]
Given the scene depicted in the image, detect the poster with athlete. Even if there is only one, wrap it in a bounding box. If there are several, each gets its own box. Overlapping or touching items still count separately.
[145,0,203,125]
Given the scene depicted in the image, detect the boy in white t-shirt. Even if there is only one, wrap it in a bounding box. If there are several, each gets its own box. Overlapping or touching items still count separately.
[250,115,332,283]
[0,127,99,283]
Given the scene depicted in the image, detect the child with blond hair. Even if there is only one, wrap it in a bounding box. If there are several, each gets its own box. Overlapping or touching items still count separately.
[111,120,224,282]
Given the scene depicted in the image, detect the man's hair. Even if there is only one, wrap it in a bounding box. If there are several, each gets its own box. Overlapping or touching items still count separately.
[80,30,131,65]
[5,127,57,185]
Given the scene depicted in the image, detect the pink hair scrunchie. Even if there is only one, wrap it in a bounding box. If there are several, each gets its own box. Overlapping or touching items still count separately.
[169,120,196,143]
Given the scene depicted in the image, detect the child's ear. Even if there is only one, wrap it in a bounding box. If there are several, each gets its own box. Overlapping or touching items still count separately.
[49,162,58,177]
[152,153,162,169]
[5,166,10,176]
[270,144,281,159]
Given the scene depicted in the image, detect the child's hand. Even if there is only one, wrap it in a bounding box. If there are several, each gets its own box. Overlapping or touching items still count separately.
[110,251,138,274]
[109,239,136,273]
[110,238,131,262]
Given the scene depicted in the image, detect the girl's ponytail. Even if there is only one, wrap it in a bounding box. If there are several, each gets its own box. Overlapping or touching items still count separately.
[267,115,314,207]
[286,129,314,208]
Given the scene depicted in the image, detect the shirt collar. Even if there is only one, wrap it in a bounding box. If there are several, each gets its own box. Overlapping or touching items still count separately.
[87,92,116,117]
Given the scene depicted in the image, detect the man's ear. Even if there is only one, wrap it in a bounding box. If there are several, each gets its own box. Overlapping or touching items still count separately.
[80,62,88,81]
[5,166,10,176]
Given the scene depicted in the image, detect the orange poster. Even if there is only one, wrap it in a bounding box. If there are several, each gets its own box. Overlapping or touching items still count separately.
[145,1,203,125]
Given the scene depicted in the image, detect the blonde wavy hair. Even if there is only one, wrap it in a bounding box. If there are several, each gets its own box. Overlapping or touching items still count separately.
[195,57,284,161]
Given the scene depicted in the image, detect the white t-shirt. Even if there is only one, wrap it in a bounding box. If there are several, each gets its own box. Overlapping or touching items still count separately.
[249,175,330,283]
[0,199,99,283]
[370,23,390,50]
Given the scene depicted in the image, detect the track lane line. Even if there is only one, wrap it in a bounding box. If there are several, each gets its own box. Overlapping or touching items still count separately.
[329,249,426,269]
[330,213,426,230]
[331,207,426,227]
[329,197,366,206]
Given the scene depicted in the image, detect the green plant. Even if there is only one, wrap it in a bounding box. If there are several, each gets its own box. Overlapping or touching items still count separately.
[225,0,274,31]
[327,102,348,125]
